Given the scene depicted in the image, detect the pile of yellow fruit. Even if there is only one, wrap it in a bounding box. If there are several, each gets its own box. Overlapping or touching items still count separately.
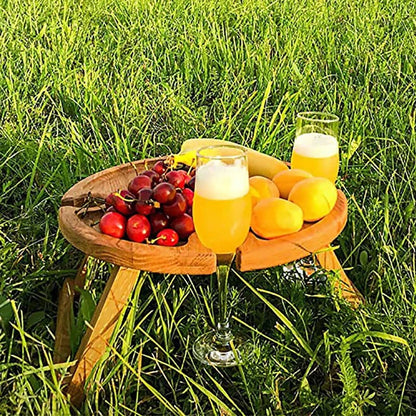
[249,164,338,239]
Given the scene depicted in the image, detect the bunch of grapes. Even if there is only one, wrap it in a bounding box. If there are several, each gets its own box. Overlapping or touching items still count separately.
[99,160,195,247]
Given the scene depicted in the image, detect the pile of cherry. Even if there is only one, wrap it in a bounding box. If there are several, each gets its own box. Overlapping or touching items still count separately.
[100,160,195,246]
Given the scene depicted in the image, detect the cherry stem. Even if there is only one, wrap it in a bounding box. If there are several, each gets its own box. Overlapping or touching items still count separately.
[129,161,139,176]
[165,155,175,167]
[113,191,137,203]
[146,235,165,244]
[75,193,106,216]
[186,164,194,175]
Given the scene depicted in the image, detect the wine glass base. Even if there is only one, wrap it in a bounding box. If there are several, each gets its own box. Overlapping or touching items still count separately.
[193,331,251,367]
[282,256,317,280]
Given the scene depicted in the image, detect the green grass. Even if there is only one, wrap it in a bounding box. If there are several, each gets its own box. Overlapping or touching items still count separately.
[1,0,415,414]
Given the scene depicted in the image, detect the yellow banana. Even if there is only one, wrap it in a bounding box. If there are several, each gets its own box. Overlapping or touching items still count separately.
[179,138,288,179]
[171,150,197,168]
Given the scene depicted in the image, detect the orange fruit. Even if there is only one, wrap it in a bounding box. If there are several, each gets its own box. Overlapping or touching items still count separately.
[249,176,280,208]
[288,177,338,222]
[272,169,313,199]
[251,198,303,239]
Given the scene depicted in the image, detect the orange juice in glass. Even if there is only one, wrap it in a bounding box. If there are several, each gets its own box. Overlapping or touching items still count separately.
[291,112,339,183]
[193,145,252,367]
[193,158,251,254]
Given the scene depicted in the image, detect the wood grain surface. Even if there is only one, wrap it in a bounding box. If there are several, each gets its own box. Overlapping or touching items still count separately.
[53,278,76,364]
[66,266,141,407]
[59,158,348,275]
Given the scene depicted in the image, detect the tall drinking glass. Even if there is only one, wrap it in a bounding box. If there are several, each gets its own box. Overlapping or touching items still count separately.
[291,112,340,183]
[287,112,340,275]
[192,145,252,367]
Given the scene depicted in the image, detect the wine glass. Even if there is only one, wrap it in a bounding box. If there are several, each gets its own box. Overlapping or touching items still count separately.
[286,111,340,276]
[192,144,252,367]
[291,111,339,182]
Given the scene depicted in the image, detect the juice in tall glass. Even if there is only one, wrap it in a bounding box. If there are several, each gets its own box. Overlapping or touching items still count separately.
[193,159,251,254]
[291,132,339,183]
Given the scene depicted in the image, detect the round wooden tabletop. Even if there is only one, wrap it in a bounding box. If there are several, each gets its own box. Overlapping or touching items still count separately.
[59,158,348,275]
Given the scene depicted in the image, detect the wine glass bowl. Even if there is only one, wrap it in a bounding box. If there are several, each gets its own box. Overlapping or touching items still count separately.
[291,112,340,183]
[193,146,251,255]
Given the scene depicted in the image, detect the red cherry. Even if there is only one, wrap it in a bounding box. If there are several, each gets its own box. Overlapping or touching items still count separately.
[153,182,176,204]
[136,187,153,201]
[135,202,154,215]
[142,170,160,185]
[152,160,167,176]
[184,173,192,185]
[186,176,195,191]
[134,187,155,215]
[165,170,187,189]
[149,211,169,235]
[105,193,116,208]
[163,193,187,218]
[128,175,152,196]
[170,214,194,240]
[99,212,126,238]
[112,190,135,216]
[156,229,179,246]
[126,214,151,243]
[182,188,194,207]
[134,188,155,215]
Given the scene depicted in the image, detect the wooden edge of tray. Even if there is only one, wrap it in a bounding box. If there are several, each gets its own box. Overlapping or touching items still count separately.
[58,205,217,275]
[61,157,166,207]
[236,190,348,271]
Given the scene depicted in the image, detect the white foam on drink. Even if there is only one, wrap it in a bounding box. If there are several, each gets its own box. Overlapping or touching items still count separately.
[195,160,249,200]
[293,133,338,158]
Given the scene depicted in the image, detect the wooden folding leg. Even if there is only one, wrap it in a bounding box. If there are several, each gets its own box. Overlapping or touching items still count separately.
[54,255,89,364]
[54,278,76,364]
[315,248,364,308]
[66,266,141,407]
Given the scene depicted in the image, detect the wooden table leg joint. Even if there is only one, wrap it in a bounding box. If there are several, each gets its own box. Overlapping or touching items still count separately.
[315,246,364,308]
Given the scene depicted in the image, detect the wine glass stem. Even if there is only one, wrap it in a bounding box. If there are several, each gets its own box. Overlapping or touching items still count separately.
[215,255,234,345]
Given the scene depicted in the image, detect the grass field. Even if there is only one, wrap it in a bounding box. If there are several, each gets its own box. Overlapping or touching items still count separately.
[1,0,415,414]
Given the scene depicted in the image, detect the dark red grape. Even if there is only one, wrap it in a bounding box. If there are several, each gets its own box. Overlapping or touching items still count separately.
[170,214,194,240]
[156,229,179,246]
[163,193,187,218]
[128,175,152,195]
[153,182,176,204]
[126,215,151,243]
[99,212,126,238]
[149,211,169,235]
